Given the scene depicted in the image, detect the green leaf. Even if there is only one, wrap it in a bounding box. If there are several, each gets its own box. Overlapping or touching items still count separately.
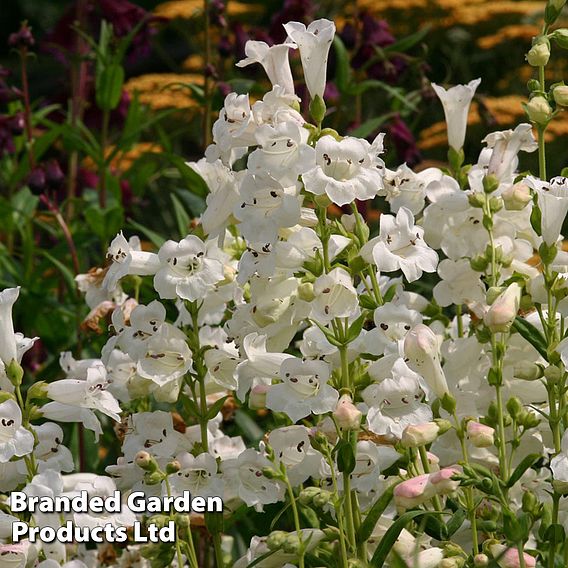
[511,317,548,360]
[346,313,367,344]
[446,508,468,537]
[127,219,165,248]
[370,510,434,567]
[40,250,77,294]
[96,64,125,111]
[349,80,418,111]
[171,193,191,239]
[349,116,390,138]
[205,395,229,421]
[382,26,430,54]
[357,483,399,544]
[507,453,541,488]
[334,36,352,93]
[246,549,278,568]
[234,409,264,442]
[336,439,355,474]
[169,155,209,199]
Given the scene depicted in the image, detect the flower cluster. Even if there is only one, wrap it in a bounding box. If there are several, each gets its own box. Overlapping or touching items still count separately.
[3,4,568,568]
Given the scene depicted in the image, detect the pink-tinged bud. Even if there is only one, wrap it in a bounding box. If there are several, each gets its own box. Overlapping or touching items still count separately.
[474,554,489,567]
[394,466,461,509]
[466,421,495,448]
[501,182,531,211]
[483,283,521,333]
[490,545,536,568]
[404,324,450,399]
[333,394,362,430]
[249,384,269,410]
[401,422,440,448]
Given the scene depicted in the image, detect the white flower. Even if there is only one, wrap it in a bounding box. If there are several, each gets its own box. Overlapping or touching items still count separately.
[349,441,399,494]
[102,233,160,291]
[170,452,223,499]
[223,448,285,511]
[312,267,359,322]
[234,173,301,244]
[29,423,73,473]
[364,358,432,441]
[404,324,450,399]
[154,235,225,301]
[484,123,537,181]
[283,19,336,100]
[248,122,315,186]
[0,287,36,391]
[431,78,481,151]
[361,207,438,282]
[302,134,384,206]
[0,399,34,462]
[211,92,256,156]
[236,40,295,94]
[268,425,324,486]
[433,258,485,307]
[42,363,121,440]
[266,357,338,423]
[526,175,568,245]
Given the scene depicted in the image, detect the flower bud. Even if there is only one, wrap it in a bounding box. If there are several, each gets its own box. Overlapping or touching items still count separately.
[502,182,531,211]
[513,361,543,381]
[144,471,164,486]
[474,554,490,567]
[526,42,550,66]
[26,381,49,400]
[6,359,23,387]
[553,85,568,107]
[249,384,269,410]
[525,96,552,125]
[298,282,315,302]
[522,490,538,514]
[544,364,562,384]
[552,28,568,49]
[266,530,288,550]
[404,324,449,399]
[333,394,362,430]
[166,460,181,474]
[299,486,321,505]
[135,451,158,472]
[483,175,500,194]
[489,544,536,568]
[394,466,461,509]
[440,559,464,568]
[466,421,495,448]
[283,533,301,554]
[468,193,486,208]
[401,422,440,448]
[483,283,521,333]
[434,418,453,435]
[470,255,489,272]
[313,490,332,508]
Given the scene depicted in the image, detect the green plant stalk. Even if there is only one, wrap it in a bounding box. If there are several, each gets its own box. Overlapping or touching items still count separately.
[189,304,225,567]
[99,108,110,209]
[164,474,194,568]
[19,47,35,168]
[284,475,305,568]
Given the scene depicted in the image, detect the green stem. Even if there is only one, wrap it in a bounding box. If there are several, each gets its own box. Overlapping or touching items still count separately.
[99,109,110,209]
[285,476,305,568]
[164,475,191,568]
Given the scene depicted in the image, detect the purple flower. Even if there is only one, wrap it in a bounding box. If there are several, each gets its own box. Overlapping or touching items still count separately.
[387,115,421,167]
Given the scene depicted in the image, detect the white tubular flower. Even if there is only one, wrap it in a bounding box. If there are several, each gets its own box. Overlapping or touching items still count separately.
[30,423,73,473]
[466,421,495,448]
[526,175,568,245]
[401,422,441,448]
[302,134,384,206]
[42,363,121,440]
[551,430,568,493]
[0,399,34,462]
[211,92,256,156]
[364,358,433,441]
[154,235,225,301]
[489,544,536,568]
[102,233,160,291]
[433,258,485,307]
[404,324,450,399]
[484,123,537,181]
[349,440,399,494]
[361,207,438,282]
[283,19,336,100]
[484,283,522,333]
[268,425,324,486]
[170,452,223,499]
[266,357,338,423]
[431,78,481,151]
[312,267,359,322]
[223,448,285,511]
[236,40,295,94]
[393,466,461,509]
[0,287,36,391]
[333,394,362,430]
[248,122,316,186]
[234,174,301,244]
[136,325,193,388]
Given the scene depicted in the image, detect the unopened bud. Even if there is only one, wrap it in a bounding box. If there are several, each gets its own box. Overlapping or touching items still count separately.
[544,365,562,384]
[299,486,321,505]
[474,554,490,567]
[401,422,440,448]
[468,193,486,208]
[283,533,301,554]
[502,182,531,211]
[266,530,288,550]
[144,471,164,486]
[489,544,536,568]
[135,451,158,472]
[313,490,332,508]
[525,96,552,125]
[6,360,23,387]
[484,283,521,332]
[166,460,181,474]
[470,255,489,272]
[553,85,568,107]
[333,394,362,430]
[298,282,315,302]
[483,175,500,194]
[506,397,523,419]
[514,361,543,381]
[466,421,495,448]
[434,418,453,435]
[526,42,550,67]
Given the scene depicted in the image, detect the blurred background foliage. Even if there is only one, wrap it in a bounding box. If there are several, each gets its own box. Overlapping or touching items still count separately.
[0,0,568,478]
